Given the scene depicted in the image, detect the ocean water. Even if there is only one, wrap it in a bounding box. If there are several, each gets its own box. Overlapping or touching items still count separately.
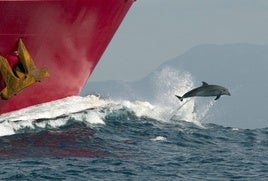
[0,68,267,180]
[0,95,267,180]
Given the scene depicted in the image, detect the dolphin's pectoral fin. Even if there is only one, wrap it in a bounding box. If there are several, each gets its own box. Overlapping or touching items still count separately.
[215,95,221,100]
[175,95,183,102]
[202,81,209,86]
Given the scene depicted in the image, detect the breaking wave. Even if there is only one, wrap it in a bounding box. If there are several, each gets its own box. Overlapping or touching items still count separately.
[0,67,216,137]
[1,67,267,180]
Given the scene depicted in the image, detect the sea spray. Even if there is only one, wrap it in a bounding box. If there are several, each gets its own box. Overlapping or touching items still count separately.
[0,67,218,136]
[0,97,212,137]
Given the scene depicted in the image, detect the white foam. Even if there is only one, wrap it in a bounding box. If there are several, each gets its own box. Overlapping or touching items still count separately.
[121,100,155,117]
[232,128,239,131]
[82,110,105,125]
[151,136,167,142]
[0,120,16,136]
[0,95,108,121]
[0,67,216,136]
[0,95,109,136]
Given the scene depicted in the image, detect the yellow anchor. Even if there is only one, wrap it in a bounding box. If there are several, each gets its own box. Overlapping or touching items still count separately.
[0,38,49,100]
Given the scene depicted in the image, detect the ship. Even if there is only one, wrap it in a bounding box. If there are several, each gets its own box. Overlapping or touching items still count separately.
[0,0,135,114]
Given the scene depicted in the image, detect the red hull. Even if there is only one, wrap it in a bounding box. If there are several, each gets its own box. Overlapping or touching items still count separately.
[0,0,134,114]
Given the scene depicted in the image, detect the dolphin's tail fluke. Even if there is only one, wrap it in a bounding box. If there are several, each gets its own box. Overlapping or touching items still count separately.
[175,95,183,101]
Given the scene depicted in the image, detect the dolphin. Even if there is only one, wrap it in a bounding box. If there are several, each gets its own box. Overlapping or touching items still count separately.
[175,81,231,101]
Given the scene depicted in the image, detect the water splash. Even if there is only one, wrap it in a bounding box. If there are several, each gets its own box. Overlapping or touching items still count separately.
[151,136,167,142]
[144,67,218,127]
[0,96,108,136]
[0,67,217,136]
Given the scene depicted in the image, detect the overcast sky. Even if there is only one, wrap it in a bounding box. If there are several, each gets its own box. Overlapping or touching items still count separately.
[89,0,268,82]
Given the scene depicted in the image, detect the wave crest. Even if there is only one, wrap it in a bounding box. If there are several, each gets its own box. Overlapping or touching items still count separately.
[0,68,216,136]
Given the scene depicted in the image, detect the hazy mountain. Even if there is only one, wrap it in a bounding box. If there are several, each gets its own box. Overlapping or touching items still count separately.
[82,43,268,128]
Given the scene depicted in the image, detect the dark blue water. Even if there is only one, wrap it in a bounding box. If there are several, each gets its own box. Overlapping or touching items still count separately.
[0,101,267,180]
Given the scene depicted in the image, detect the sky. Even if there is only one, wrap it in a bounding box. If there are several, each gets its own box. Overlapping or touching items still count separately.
[89,0,268,82]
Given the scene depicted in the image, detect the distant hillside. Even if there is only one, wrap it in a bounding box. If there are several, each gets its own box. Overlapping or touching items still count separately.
[82,44,268,128]
[160,43,268,85]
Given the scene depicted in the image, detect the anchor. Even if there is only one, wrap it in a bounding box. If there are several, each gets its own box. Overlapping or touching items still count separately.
[0,38,49,100]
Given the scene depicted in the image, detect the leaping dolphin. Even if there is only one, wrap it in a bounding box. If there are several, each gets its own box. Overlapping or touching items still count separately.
[175,81,231,101]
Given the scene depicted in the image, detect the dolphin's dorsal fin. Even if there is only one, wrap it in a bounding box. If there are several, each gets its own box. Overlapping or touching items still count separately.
[202,81,209,86]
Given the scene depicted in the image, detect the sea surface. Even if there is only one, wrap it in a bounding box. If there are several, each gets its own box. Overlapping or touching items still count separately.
[0,95,267,180]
